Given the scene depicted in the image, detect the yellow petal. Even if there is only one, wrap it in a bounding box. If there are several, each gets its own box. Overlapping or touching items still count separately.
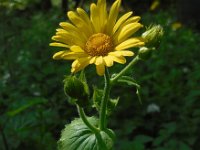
[109,51,134,57]
[59,22,87,42]
[90,3,101,33]
[124,16,141,24]
[96,64,105,76]
[89,56,96,64]
[103,56,113,67]
[62,52,88,60]
[76,8,94,32]
[56,28,66,32]
[95,56,104,65]
[113,11,133,34]
[52,35,73,46]
[71,57,91,73]
[49,42,70,48]
[115,23,143,44]
[67,11,93,37]
[52,34,85,48]
[115,37,145,50]
[97,0,107,32]
[70,45,84,52]
[108,54,126,64]
[53,51,68,59]
[105,0,121,35]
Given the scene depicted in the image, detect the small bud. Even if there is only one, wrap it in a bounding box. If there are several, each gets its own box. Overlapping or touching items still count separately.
[142,24,164,48]
[138,47,153,60]
[64,75,89,107]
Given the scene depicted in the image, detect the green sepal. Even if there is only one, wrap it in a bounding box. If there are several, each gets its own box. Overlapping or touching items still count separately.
[92,87,119,115]
[63,74,90,107]
[67,96,77,105]
[117,76,142,104]
[58,117,114,150]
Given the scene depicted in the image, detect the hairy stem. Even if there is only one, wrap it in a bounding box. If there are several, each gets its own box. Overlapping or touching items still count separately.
[111,55,140,83]
[99,68,111,130]
[77,105,99,133]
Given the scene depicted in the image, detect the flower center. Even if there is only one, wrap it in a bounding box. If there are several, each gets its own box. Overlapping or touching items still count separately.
[85,33,113,56]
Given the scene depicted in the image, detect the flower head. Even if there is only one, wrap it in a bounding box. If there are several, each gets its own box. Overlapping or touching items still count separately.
[50,0,144,76]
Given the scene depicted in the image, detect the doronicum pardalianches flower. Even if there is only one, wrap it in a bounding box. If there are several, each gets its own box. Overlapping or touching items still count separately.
[50,0,144,76]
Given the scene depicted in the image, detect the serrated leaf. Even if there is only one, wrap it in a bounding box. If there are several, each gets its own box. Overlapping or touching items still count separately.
[58,117,114,150]
[117,76,142,103]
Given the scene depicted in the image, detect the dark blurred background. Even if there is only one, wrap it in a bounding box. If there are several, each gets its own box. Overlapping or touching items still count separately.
[1,0,200,149]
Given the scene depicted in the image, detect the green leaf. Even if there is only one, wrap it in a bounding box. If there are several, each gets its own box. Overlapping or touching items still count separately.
[117,76,142,103]
[58,117,114,150]
[92,87,119,115]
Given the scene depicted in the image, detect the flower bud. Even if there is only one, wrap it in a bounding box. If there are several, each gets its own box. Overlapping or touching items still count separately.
[138,47,153,60]
[64,75,89,107]
[142,24,164,48]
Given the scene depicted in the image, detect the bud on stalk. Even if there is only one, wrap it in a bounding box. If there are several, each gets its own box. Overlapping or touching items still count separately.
[142,24,164,48]
[64,75,90,107]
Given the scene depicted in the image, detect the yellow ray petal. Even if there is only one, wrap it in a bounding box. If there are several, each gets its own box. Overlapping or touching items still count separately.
[55,31,85,48]
[53,51,69,59]
[109,51,134,57]
[49,42,70,48]
[67,11,93,37]
[105,0,121,35]
[76,8,94,33]
[95,56,104,65]
[90,3,101,33]
[56,28,66,32]
[59,22,87,42]
[89,56,96,64]
[108,54,126,64]
[113,11,133,34]
[96,63,105,76]
[97,0,107,32]
[114,23,143,44]
[103,55,114,67]
[123,16,141,25]
[115,37,144,50]
[52,35,73,46]
[71,57,91,73]
[70,45,84,52]
[62,52,88,60]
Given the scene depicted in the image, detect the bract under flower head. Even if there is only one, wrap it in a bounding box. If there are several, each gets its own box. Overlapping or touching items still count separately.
[50,0,144,76]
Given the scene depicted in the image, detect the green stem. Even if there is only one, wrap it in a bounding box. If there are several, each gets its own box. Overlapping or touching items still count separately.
[77,105,99,133]
[111,55,141,84]
[99,68,111,130]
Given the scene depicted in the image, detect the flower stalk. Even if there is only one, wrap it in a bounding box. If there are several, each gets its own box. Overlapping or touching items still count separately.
[99,68,111,130]
[77,105,100,133]
[111,55,141,84]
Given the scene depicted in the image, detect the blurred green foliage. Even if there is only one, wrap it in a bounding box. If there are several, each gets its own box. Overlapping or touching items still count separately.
[1,1,200,150]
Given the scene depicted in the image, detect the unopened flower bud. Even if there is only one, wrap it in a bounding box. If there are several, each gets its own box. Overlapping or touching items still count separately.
[64,76,89,107]
[138,47,152,60]
[142,25,164,48]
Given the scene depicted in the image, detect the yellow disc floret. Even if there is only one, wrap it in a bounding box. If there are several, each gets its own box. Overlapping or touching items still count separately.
[85,33,113,56]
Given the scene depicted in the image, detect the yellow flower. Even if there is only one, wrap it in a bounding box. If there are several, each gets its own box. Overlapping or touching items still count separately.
[50,0,144,76]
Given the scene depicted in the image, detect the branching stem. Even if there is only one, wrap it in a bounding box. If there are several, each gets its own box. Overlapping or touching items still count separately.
[111,55,141,84]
